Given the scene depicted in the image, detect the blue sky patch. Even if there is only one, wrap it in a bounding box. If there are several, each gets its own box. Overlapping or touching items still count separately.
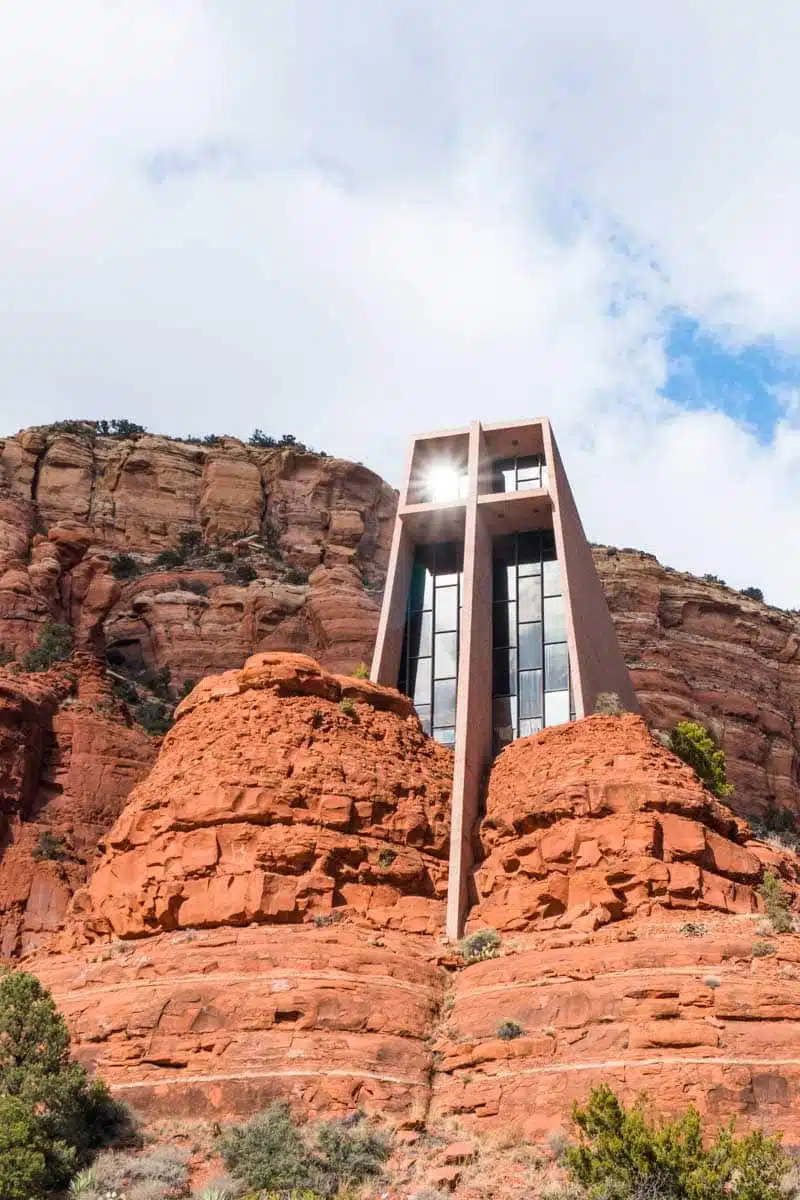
[663,314,800,442]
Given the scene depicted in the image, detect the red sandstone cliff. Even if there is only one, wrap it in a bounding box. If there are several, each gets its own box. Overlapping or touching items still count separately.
[26,656,800,1142]
[593,547,800,823]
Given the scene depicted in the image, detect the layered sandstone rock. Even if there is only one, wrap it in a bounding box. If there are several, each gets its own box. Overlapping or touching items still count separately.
[432,717,800,1139]
[594,547,800,823]
[70,652,454,940]
[0,426,395,678]
[30,653,453,1120]
[0,659,153,955]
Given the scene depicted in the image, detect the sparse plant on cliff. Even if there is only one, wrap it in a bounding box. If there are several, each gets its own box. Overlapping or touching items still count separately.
[338,698,357,719]
[352,661,370,679]
[94,419,146,439]
[0,972,136,1197]
[22,620,73,672]
[741,586,764,603]
[81,1144,188,1198]
[0,644,13,666]
[670,721,733,799]
[109,553,139,581]
[679,921,708,938]
[177,578,209,597]
[234,562,258,584]
[565,1083,788,1200]
[284,567,309,586]
[459,928,501,964]
[758,870,793,934]
[752,939,777,957]
[218,1102,389,1198]
[377,849,397,869]
[152,548,184,570]
[32,831,68,862]
[594,692,627,716]
[497,1019,525,1040]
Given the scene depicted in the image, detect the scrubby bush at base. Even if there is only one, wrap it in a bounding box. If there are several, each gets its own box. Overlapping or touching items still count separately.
[566,1083,787,1200]
[670,720,733,798]
[459,928,501,963]
[758,870,793,934]
[22,621,73,672]
[0,971,136,1198]
[218,1101,390,1197]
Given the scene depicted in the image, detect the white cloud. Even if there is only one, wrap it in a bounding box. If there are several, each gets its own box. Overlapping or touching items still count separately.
[0,2,799,605]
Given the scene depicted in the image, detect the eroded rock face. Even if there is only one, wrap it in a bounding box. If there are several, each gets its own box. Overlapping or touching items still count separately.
[70,653,454,940]
[432,716,800,1139]
[0,659,154,955]
[0,427,395,677]
[594,547,800,823]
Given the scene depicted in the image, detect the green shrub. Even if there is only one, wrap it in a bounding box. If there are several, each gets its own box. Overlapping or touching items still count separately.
[218,1102,390,1198]
[758,870,793,934]
[377,848,397,869]
[262,519,282,555]
[235,562,257,584]
[22,621,73,672]
[0,644,14,667]
[497,1019,525,1040]
[216,549,234,564]
[679,922,708,938]
[177,578,209,596]
[352,661,370,680]
[670,721,733,798]
[741,586,764,602]
[565,1083,788,1200]
[82,1144,188,1198]
[594,692,626,716]
[459,928,501,963]
[0,972,135,1197]
[132,700,173,736]
[285,567,310,586]
[152,548,184,571]
[338,698,357,719]
[94,419,146,439]
[109,553,139,580]
[112,677,138,706]
[752,940,777,958]
[249,428,278,447]
[178,529,203,555]
[32,831,68,862]
[178,677,197,700]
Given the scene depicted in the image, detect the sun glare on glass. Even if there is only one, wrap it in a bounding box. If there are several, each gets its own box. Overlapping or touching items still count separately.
[426,463,465,503]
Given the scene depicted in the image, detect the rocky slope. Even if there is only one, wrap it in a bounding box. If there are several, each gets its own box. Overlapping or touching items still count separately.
[27,657,800,1140]
[594,548,800,824]
[0,657,153,956]
[0,424,395,682]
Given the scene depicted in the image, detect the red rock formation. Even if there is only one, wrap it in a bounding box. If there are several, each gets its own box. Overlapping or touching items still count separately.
[30,653,453,1120]
[0,658,154,955]
[432,716,800,1139]
[0,426,395,679]
[594,547,800,823]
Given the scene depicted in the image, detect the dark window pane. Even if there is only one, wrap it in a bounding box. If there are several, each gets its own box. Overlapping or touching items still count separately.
[434,631,458,679]
[435,542,460,585]
[493,560,516,602]
[493,459,516,493]
[409,610,432,659]
[518,575,542,623]
[519,717,543,737]
[544,642,569,691]
[518,622,543,670]
[493,602,517,647]
[519,669,543,719]
[517,530,541,568]
[541,529,556,558]
[544,595,567,643]
[493,695,518,728]
[435,586,458,632]
[409,561,433,612]
[542,559,561,597]
[433,678,457,727]
[493,648,518,695]
[410,657,431,706]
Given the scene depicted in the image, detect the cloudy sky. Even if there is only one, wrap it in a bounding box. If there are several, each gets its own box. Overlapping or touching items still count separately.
[2,2,800,605]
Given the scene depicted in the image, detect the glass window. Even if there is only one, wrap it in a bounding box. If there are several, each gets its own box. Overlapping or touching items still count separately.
[493,695,517,728]
[409,610,432,659]
[544,642,569,691]
[517,574,542,623]
[409,561,433,612]
[433,678,456,727]
[544,594,567,643]
[519,669,543,719]
[493,602,516,647]
[493,459,516,493]
[410,656,431,705]
[434,632,458,679]
[435,543,460,586]
[542,559,561,597]
[493,561,516,602]
[434,727,456,747]
[519,717,543,737]
[518,622,543,670]
[517,531,541,573]
[416,704,431,735]
[545,689,570,727]
[493,648,517,695]
[435,586,458,632]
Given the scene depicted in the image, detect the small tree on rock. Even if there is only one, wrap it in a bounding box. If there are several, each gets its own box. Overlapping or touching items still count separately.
[670,721,733,799]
